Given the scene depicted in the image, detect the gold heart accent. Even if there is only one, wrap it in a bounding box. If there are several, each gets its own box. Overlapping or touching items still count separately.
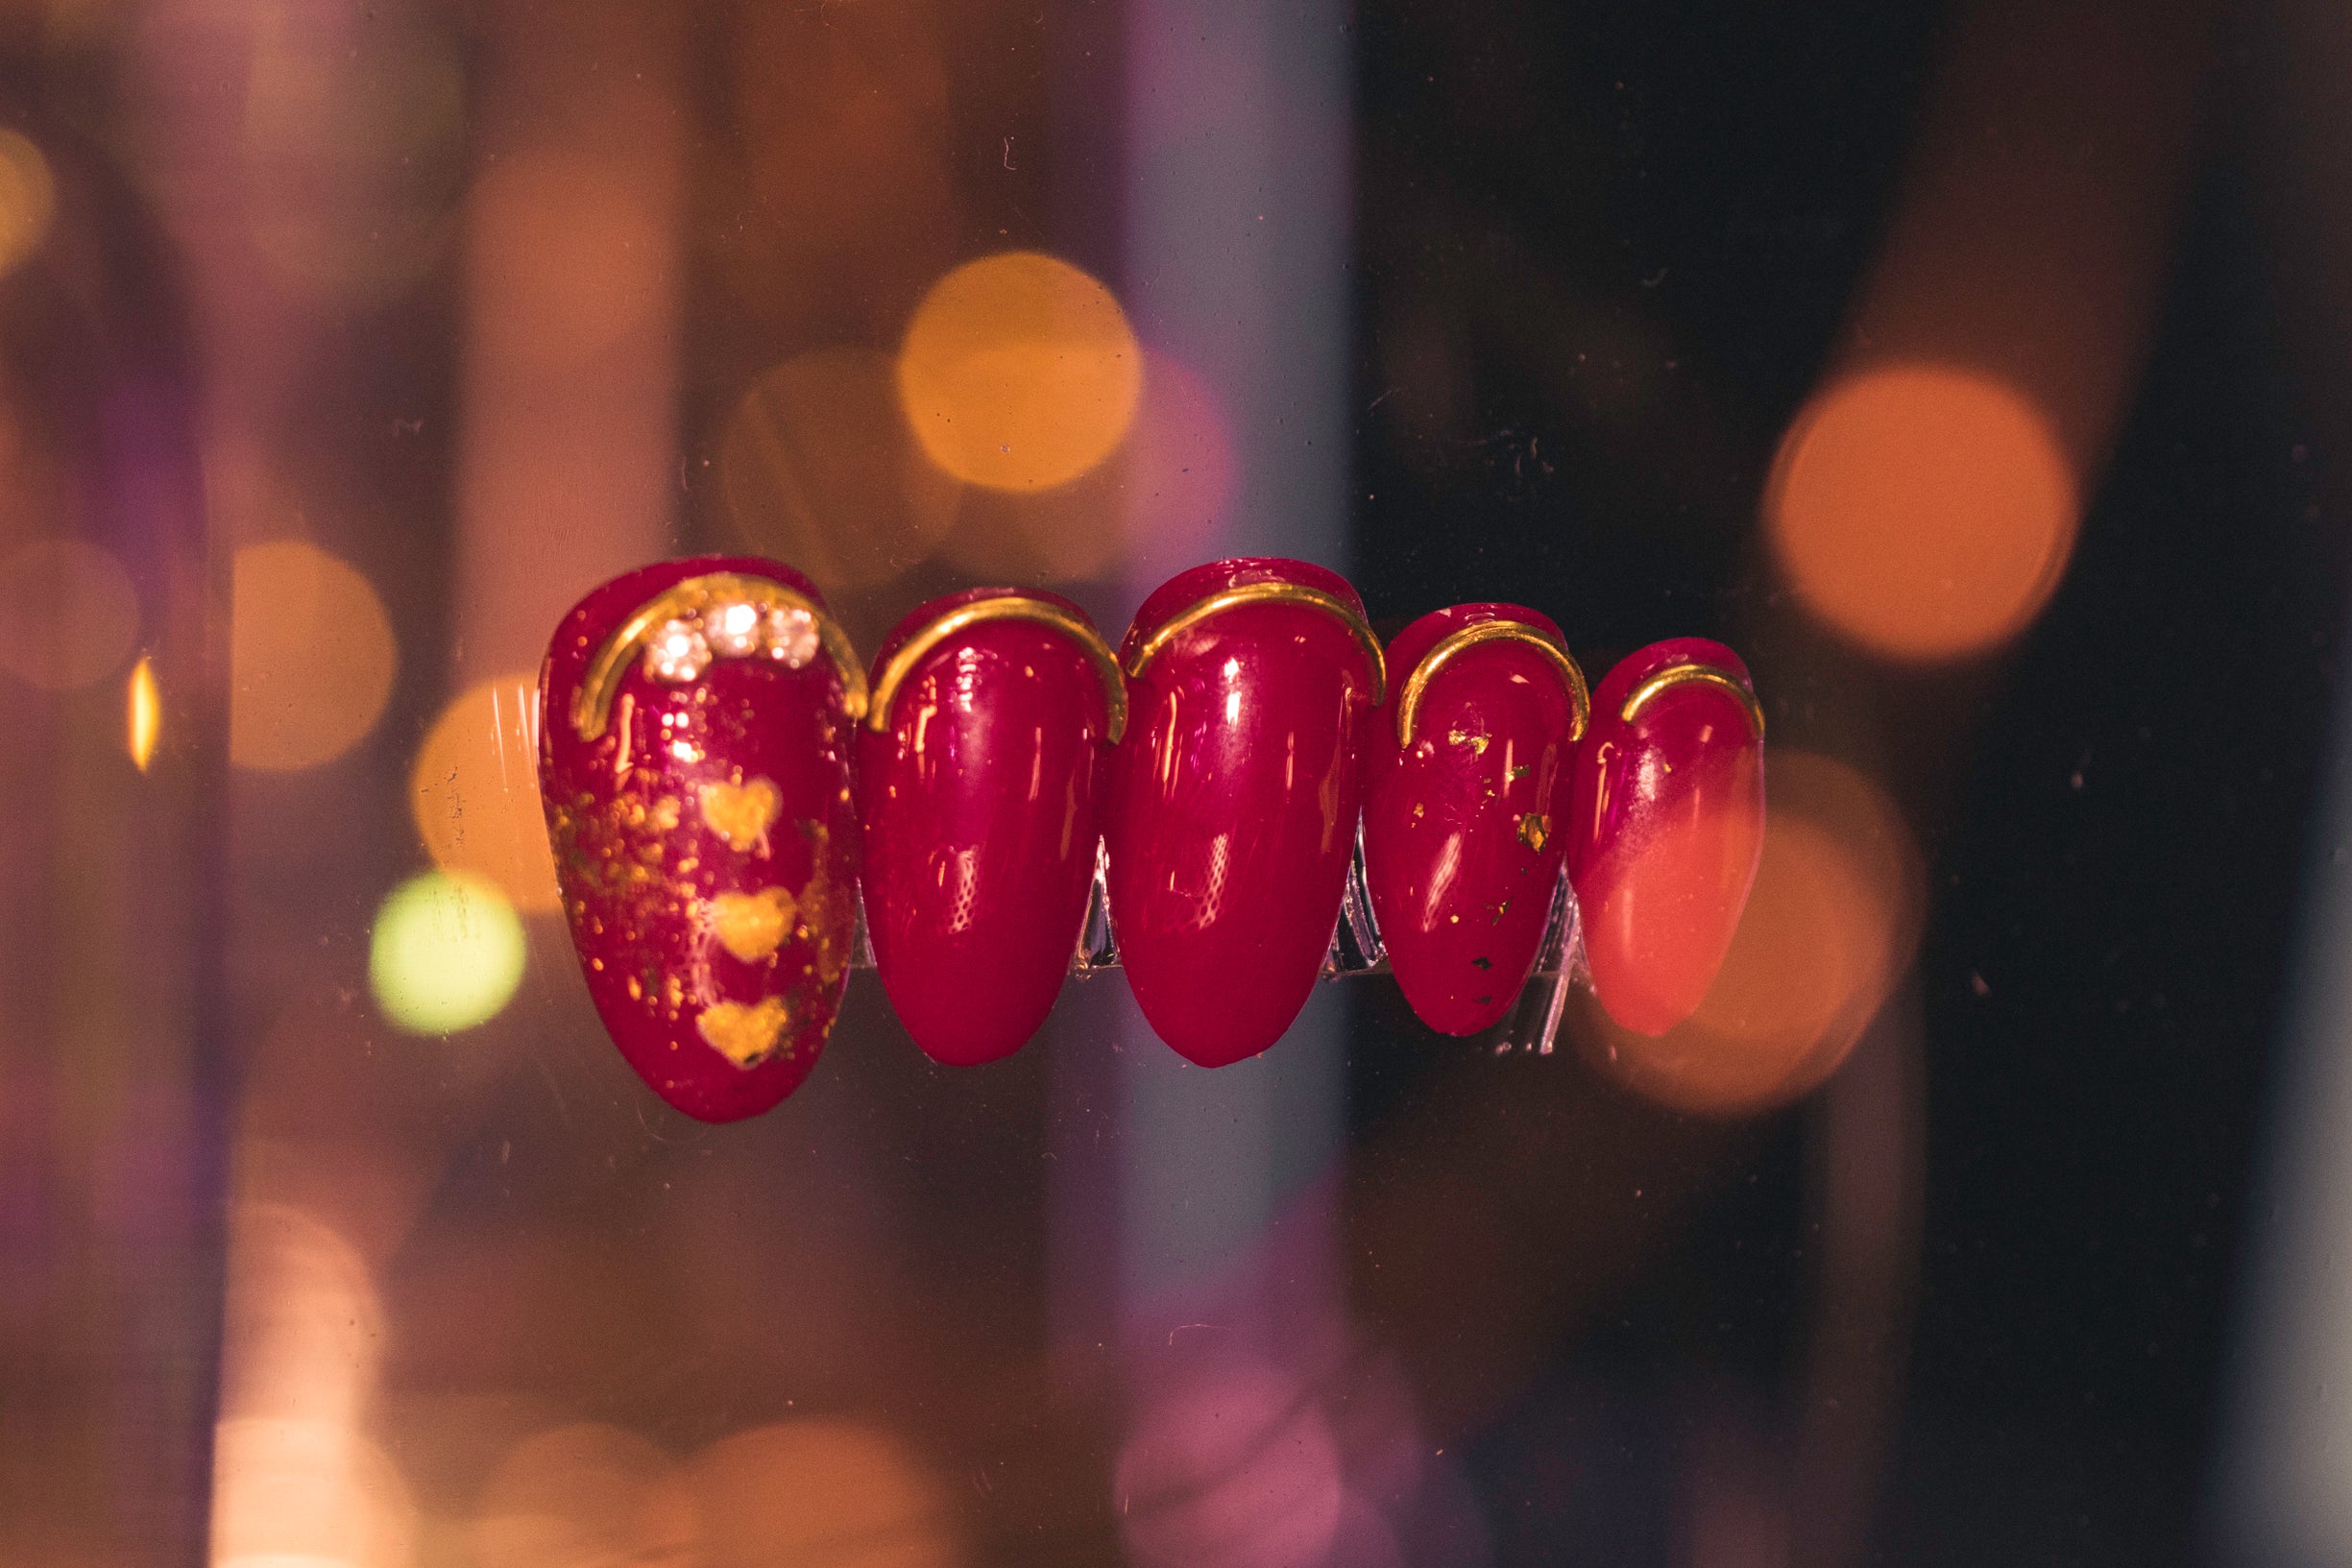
[695,996,791,1069]
[704,887,797,963]
[698,777,781,855]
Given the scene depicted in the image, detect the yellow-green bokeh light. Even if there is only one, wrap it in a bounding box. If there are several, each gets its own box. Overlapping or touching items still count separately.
[369,871,525,1034]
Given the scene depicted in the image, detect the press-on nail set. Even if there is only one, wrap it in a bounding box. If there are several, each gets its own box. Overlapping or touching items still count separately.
[539,554,1766,1122]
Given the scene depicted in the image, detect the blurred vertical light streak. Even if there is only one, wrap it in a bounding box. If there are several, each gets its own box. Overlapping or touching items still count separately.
[453,0,683,684]
[207,1204,411,1568]
[2221,665,2352,1560]
[129,0,420,1558]
[1839,0,2215,474]
[1113,0,1354,1320]
[1789,991,1924,1568]
[86,365,225,1567]
[1094,5,1366,1562]
[2216,8,2352,1554]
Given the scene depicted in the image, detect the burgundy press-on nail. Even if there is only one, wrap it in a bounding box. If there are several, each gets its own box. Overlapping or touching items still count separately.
[539,555,864,1122]
[1363,605,1588,1035]
[858,589,1126,1066]
[1566,638,1766,1037]
[1106,558,1386,1067]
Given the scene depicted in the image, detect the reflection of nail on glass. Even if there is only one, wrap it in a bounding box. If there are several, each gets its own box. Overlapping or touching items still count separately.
[1579,750,1921,1117]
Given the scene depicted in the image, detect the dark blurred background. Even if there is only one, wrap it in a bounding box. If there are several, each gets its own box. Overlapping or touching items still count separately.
[1348,1,2337,1562]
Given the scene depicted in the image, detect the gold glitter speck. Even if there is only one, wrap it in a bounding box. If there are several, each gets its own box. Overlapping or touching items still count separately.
[1517,812,1550,853]
[1447,729,1491,756]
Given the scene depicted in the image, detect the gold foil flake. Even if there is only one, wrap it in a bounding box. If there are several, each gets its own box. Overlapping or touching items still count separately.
[1517,812,1550,852]
[699,777,782,854]
[1447,729,1491,756]
[696,997,791,1069]
[704,887,796,962]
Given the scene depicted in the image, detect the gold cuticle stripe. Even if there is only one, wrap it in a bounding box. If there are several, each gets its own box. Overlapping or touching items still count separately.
[1394,619,1589,749]
[1618,663,1764,739]
[571,570,869,741]
[865,594,1129,744]
[1123,581,1387,706]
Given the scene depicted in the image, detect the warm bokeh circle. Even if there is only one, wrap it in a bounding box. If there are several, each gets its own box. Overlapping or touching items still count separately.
[410,673,561,914]
[230,540,399,771]
[939,348,1235,584]
[1766,364,2076,663]
[719,347,961,592]
[895,250,1142,493]
[0,538,139,690]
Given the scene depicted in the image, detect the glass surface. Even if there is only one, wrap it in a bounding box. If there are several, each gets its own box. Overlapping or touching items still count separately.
[0,0,2340,1563]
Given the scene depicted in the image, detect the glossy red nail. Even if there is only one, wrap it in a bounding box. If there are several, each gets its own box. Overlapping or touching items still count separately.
[1106,558,1385,1066]
[1363,605,1588,1035]
[1566,638,1766,1037]
[539,555,864,1122]
[858,589,1126,1066]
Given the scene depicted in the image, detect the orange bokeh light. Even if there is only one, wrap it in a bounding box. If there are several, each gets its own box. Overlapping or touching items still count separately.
[128,655,159,769]
[0,130,55,280]
[471,151,669,374]
[0,537,139,691]
[1582,751,1920,1117]
[941,349,1235,584]
[410,673,560,914]
[896,251,1142,494]
[691,1420,959,1568]
[230,540,399,772]
[471,1423,696,1568]
[719,347,962,593]
[1766,364,2076,663]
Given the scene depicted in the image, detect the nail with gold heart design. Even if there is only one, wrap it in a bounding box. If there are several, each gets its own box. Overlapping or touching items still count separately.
[539,556,865,1122]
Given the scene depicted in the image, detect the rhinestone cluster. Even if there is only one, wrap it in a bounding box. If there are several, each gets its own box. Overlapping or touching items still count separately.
[643,600,820,686]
